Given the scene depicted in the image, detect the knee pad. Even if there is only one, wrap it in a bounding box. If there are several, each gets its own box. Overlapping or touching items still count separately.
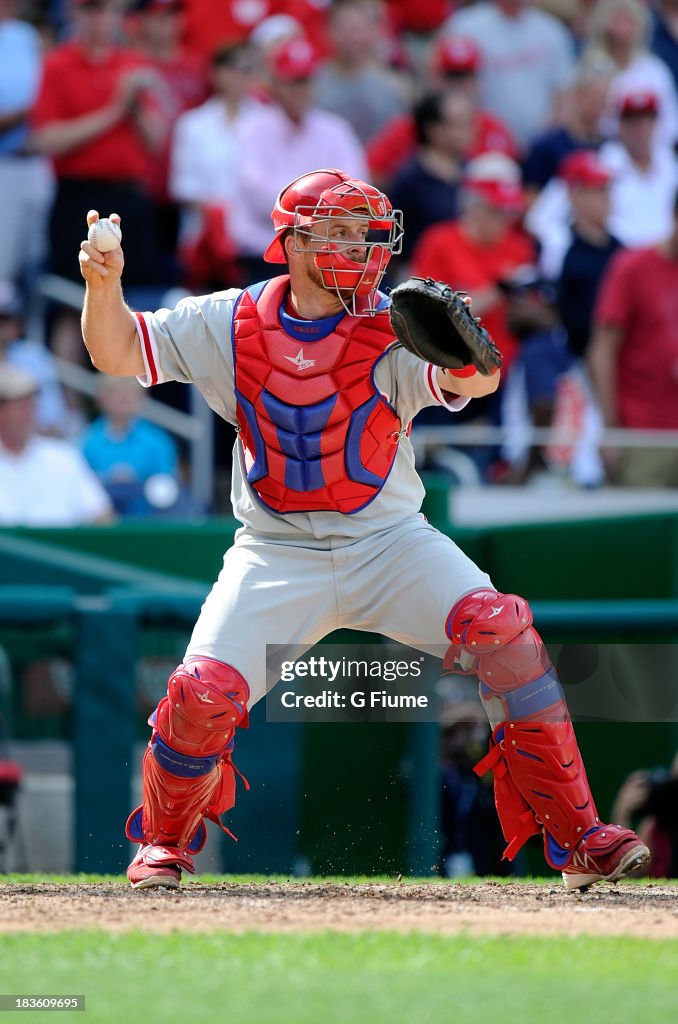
[446,590,563,721]
[155,656,250,759]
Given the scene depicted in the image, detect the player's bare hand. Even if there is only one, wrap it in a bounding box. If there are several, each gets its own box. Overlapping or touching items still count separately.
[79,210,124,286]
[113,67,162,116]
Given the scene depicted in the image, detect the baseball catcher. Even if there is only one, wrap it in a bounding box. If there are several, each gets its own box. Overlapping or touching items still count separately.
[78,166,649,892]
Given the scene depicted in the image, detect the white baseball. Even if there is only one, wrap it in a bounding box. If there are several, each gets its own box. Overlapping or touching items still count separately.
[87,217,122,253]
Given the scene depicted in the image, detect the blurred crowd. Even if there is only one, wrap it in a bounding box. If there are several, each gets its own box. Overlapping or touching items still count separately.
[1,0,678,522]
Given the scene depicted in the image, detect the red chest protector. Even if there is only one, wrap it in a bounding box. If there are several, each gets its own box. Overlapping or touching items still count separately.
[232,276,402,514]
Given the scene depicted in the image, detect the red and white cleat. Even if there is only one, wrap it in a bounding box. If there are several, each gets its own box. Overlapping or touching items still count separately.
[126,844,196,890]
[562,825,650,891]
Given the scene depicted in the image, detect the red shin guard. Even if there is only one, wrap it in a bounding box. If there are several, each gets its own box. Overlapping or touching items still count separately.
[474,715,599,867]
[126,657,250,852]
[447,590,599,866]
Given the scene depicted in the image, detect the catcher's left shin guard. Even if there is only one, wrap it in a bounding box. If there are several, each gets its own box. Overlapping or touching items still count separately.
[126,657,250,857]
[445,591,600,868]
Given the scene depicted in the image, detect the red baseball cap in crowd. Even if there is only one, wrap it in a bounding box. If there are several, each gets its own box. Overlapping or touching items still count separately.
[559,150,612,188]
[432,36,481,76]
[270,38,318,80]
[619,91,659,118]
[466,179,524,211]
[464,153,524,211]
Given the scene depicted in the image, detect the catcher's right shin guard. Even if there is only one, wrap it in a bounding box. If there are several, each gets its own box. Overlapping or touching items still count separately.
[126,657,250,857]
[446,591,600,868]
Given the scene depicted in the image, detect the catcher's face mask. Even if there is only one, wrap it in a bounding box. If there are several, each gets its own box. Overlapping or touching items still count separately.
[264,170,403,315]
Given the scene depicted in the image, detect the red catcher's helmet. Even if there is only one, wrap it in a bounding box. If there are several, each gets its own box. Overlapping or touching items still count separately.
[264,167,403,314]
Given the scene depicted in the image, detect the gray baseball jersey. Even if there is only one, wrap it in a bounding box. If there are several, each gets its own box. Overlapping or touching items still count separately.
[134,283,492,703]
[135,286,470,541]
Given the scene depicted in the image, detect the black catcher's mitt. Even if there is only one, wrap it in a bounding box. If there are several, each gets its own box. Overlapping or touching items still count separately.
[388,277,502,376]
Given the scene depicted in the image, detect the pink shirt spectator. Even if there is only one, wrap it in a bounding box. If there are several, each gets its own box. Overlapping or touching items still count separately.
[229,39,366,257]
[230,104,367,255]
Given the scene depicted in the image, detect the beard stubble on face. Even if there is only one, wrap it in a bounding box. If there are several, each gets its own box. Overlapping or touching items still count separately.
[299,245,368,301]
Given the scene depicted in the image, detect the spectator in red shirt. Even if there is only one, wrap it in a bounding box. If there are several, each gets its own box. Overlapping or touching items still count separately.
[30,0,165,289]
[181,0,330,59]
[182,0,276,56]
[30,0,168,368]
[384,0,451,35]
[129,0,209,192]
[589,190,678,486]
[367,35,517,188]
[128,0,210,271]
[411,154,534,370]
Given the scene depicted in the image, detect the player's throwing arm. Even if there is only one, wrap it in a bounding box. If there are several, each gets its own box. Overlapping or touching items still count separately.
[79,210,144,378]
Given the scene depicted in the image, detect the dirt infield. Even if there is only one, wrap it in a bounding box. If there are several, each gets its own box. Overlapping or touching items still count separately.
[1,882,676,938]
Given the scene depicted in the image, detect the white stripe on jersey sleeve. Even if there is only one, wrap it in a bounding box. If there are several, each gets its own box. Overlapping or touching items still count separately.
[424,363,471,412]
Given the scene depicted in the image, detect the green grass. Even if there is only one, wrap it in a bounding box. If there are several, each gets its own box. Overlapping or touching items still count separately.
[0,877,676,1023]
[0,931,676,1024]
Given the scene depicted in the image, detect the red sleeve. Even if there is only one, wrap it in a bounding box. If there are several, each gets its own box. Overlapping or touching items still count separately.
[594,249,637,329]
[385,0,450,33]
[471,111,519,161]
[31,53,66,128]
[366,117,415,180]
[411,225,450,280]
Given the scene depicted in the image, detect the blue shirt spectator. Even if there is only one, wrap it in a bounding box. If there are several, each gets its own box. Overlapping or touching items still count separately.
[523,130,594,192]
[82,376,180,516]
[651,4,678,94]
[0,10,43,157]
[0,5,51,292]
[389,91,472,262]
[522,53,613,193]
[557,231,622,358]
[390,158,461,261]
[83,416,178,483]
